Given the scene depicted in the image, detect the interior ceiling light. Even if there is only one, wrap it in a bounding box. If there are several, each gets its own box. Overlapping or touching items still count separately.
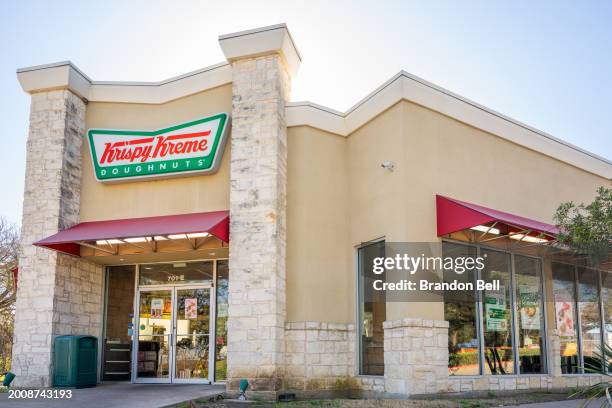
[509,234,548,243]
[186,232,209,238]
[168,234,188,240]
[470,225,500,235]
[96,239,123,245]
[124,237,148,243]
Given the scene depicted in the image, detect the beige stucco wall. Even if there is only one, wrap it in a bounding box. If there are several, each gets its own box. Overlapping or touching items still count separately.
[80,84,232,222]
[286,126,351,323]
[400,100,609,235]
[286,100,610,324]
[80,85,609,325]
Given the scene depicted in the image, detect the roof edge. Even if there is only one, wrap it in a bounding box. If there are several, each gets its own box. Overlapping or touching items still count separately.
[286,71,612,179]
[14,45,610,178]
[17,60,232,104]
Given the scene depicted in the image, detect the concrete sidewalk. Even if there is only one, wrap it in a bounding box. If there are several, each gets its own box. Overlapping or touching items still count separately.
[0,382,225,408]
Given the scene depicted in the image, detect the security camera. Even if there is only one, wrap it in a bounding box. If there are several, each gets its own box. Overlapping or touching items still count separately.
[381,160,395,171]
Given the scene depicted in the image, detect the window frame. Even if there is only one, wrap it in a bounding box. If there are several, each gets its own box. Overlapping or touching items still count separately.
[512,253,548,375]
[355,237,386,377]
[443,242,482,376]
[552,261,609,375]
[443,239,549,376]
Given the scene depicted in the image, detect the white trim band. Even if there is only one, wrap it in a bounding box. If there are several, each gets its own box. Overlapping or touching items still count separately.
[17,61,232,104]
[286,71,612,179]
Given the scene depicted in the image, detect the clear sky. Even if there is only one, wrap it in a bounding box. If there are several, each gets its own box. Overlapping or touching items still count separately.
[1,0,611,225]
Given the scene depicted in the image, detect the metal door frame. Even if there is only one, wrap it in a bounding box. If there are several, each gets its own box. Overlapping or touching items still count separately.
[133,286,175,384]
[171,283,214,384]
[132,281,215,384]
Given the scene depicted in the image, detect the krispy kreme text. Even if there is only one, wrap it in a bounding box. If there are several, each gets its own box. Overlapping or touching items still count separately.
[88,113,229,182]
[99,131,210,164]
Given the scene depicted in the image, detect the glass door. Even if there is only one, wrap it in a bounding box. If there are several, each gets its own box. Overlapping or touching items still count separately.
[133,285,213,383]
[135,289,173,383]
[173,287,212,383]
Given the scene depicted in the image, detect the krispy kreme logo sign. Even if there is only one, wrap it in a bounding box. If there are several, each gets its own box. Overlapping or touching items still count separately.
[88,113,229,182]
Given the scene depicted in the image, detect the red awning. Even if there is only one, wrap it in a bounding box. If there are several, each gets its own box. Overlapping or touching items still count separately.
[436,195,558,238]
[34,210,229,257]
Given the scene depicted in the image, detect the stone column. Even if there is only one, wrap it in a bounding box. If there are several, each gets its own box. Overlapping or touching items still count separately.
[12,88,104,387]
[220,24,300,398]
[383,318,449,396]
[284,322,356,395]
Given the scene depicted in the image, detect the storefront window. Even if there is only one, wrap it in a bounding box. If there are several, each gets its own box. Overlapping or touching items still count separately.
[443,242,480,375]
[481,249,514,375]
[215,260,229,381]
[443,244,549,376]
[139,261,213,285]
[578,267,602,372]
[602,272,612,372]
[514,256,545,374]
[440,246,609,377]
[552,262,580,373]
[358,240,386,376]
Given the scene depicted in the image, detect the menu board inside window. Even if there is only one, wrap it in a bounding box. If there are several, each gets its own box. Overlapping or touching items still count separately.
[139,261,213,285]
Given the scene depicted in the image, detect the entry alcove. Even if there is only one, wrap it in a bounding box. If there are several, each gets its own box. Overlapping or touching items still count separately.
[102,257,230,384]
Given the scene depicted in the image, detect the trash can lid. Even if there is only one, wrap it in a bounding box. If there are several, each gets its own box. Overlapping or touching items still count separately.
[55,335,97,340]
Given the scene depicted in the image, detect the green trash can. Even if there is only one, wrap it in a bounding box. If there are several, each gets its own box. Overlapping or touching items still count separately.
[53,335,98,388]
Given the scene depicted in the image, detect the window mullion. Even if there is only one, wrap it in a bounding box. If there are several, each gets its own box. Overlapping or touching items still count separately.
[357,248,364,375]
[476,245,486,376]
[597,269,606,373]
[575,265,584,373]
[510,253,520,375]
[539,260,549,375]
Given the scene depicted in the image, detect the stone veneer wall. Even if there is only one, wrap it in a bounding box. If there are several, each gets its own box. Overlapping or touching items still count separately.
[447,374,607,393]
[282,318,449,397]
[383,318,449,395]
[12,89,104,387]
[226,54,290,396]
[284,322,356,394]
[53,257,104,337]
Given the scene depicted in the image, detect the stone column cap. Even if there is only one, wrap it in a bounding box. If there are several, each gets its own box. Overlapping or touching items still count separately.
[219,23,302,78]
[17,61,90,100]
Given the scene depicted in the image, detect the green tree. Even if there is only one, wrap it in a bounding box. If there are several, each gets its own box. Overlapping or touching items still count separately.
[554,186,612,267]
